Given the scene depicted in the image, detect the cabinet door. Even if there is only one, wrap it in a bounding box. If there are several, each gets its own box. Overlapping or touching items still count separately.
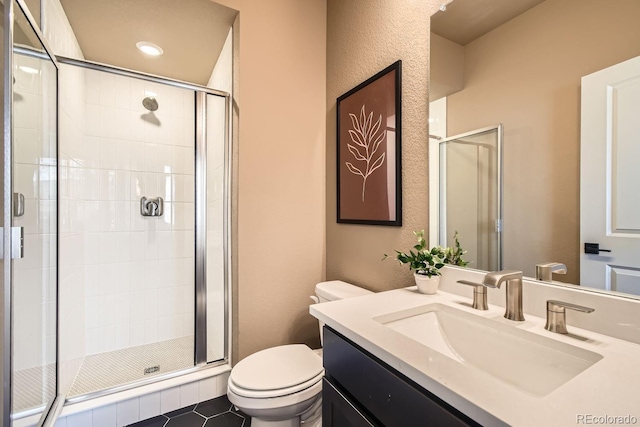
[323,378,377,427]
[323,327,478,427]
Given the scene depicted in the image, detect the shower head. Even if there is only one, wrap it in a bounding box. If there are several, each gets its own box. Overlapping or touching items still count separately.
[142,96,158,112]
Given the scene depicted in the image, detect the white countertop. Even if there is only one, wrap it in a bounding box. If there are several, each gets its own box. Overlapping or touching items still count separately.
[310,287,640,427]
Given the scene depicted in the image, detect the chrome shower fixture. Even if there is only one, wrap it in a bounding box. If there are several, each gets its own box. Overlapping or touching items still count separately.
[142,96,159,112]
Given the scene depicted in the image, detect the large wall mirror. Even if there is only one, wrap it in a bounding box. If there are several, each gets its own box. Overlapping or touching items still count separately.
[429,0,640,298]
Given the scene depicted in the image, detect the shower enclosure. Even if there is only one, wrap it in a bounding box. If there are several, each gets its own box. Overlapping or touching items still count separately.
[2,0,232,424]
[432,125,502,271]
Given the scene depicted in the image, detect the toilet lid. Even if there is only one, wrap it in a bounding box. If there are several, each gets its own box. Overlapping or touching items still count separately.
[230,344,323,391]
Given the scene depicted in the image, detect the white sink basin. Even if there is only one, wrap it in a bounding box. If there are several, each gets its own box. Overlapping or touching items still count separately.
[374,303,602,396]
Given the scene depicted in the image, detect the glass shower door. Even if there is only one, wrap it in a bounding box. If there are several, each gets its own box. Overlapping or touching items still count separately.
[8,0,58,421]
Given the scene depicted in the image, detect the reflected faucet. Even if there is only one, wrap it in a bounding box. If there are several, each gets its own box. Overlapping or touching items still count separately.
[482,270,525,321]
[535,262,567,282]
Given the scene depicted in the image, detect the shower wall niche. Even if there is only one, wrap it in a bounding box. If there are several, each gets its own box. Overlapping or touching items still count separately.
[59,64,200,397]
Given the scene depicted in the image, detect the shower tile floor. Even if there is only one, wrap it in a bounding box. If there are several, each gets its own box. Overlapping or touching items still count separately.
[13,363,56,412]
[128,395,250,427]
[69,336,194,397]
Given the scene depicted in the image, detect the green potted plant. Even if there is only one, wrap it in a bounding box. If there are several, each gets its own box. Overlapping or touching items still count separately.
[384,230,468,294]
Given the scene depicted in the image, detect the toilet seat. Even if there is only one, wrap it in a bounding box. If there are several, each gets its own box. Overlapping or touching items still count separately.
[228,344,324,399]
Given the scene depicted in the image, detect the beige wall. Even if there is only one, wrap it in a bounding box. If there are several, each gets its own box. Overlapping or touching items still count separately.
[326,0,443,292]
[430,32,464,101]
[213,0,327,361]
[444,0,640,283]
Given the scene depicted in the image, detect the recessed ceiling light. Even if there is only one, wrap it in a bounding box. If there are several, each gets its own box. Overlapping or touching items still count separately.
[136,41,164,57]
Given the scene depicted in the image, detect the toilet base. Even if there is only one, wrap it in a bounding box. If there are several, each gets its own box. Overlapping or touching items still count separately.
[241,395,322,427]
[251,418,299,427]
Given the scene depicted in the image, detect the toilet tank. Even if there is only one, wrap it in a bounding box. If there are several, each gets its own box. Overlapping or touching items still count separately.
[315,280,372,303]
[313,281,372,346]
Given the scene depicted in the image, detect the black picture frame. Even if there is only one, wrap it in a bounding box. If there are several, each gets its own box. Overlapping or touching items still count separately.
[336,60,402,226]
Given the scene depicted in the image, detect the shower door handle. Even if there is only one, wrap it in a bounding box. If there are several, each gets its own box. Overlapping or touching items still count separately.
[13,192,25,217]
[0,226,25,259]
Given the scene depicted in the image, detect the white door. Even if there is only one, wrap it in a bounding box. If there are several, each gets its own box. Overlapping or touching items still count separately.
[581,55,640,296]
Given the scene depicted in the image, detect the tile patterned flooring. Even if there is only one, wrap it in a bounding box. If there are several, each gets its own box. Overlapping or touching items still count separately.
[128,395,251,427]
[69,337,194,398]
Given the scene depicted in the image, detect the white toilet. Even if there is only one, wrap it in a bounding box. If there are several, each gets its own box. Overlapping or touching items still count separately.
[227,280,372,427]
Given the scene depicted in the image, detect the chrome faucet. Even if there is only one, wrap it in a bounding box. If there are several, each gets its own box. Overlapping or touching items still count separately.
[535,262,567,281]
[482,270,525,321]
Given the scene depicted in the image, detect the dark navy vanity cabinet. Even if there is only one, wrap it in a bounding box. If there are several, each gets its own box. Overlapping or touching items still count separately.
[322,327,480,426]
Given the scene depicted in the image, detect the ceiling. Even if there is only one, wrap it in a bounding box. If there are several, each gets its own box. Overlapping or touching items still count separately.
[431,0,546,45]
[59,0,237,85]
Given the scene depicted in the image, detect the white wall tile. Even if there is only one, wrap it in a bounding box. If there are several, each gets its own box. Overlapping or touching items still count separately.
[92,404,117,427]
[129,321,145,347]
[180,381,199,407]
[115,76,132,110]
[66,410,93,427]
[99,107,116,139]
[160,386,181,414]
[114,110,130,141]
[85,296,99,329]
[144,120,159,144]
[157,316,172,341]
[99,169,117,201]
[129,110,145,142]
[115,231,131,261]
[115,172,131,201]
[85,104,100,137]
[129,142,145,172]
[99,73,116,108]
[139,391,161,419]
[144,319,159,344]
[99,325,115,352]
[198,376,218,402]
[98,293,115,326]
[99,138,117,170]
[99,232,117,263]
[98,201,116,232]
[116,398,139,427]
[114,322,130,350]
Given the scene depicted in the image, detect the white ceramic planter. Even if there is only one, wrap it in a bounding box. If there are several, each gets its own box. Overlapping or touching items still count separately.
[414,273,440,294]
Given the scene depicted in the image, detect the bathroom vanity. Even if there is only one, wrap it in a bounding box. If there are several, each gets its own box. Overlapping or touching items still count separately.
[311,268,640,426]
[322,327,478,426]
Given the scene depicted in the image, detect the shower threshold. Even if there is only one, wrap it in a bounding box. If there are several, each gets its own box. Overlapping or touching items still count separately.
[68,336,194,398]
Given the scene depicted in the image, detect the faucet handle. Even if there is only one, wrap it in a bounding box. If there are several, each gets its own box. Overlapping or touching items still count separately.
[456,280,488,310]
[545,300,595,334]
[535,262,567,281]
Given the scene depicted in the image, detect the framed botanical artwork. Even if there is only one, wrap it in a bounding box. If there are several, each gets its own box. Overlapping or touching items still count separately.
[337,60,402,226]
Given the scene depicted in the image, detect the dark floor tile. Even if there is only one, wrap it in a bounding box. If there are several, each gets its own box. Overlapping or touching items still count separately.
[127,415,169,427]
[165,404,197,418]
[195,395,233,417]
[166,411,206,427]
[230,406,251,424]
[203,412,246,427]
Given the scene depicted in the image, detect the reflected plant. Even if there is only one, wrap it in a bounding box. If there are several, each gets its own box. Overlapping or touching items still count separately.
[442,231,469,267]
[345,105,386,201]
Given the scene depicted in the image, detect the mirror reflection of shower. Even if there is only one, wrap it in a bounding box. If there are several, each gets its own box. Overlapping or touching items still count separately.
[433,125,503,271]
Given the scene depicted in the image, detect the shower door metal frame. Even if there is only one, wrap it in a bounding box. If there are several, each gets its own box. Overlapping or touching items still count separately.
[435,124,503,270]
[3,0,65,425]
[54,56,233,404]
